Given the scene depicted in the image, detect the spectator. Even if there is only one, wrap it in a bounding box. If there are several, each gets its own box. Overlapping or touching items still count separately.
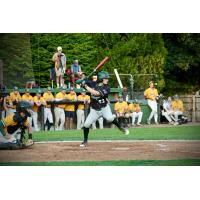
[52,46,67,88]
[32,90,46,131]
[161,97,174,125]
[22,89,34,125]
[77,89,90,130]
[64,87,77,130]
[144,81,159,125]
[114,94,129,127]
[128,99,143,126]
[43,87,54,131]
[171,95,184,125]
[70,60,82,86]
[9,86,22,112]
[122,87,129,101]
[54,87,67,130]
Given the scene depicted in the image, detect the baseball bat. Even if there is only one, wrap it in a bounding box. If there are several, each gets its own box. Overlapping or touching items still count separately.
[86,56,109,79]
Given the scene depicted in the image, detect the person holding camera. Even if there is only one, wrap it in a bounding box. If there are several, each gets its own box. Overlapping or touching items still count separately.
[52,46,67,88]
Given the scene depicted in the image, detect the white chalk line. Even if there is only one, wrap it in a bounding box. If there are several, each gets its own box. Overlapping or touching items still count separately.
[35,140,200,144]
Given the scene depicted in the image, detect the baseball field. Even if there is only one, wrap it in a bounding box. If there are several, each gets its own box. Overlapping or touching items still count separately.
[0,124,200,166]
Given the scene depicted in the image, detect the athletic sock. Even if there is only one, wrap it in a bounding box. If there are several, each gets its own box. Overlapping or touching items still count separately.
[112,118,121,129]
[83,127,89,143]
[28,134,32,140]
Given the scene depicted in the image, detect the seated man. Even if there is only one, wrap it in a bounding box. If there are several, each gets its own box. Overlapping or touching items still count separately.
[128,99,143,126]
[0,101,34,150]
[114,94,129,127]
[171,95,184,125]
[161,97,174,125]
[70,60,82,85]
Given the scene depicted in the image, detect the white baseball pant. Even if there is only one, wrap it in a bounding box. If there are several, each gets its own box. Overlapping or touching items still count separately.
[147,99,158,123]
[172,111,183,122]
[54,107,65,130]
[32,111,39,131]
[84,105,114,128]
[92,117,104,129]
[76,109,85,130]
[44,107,53,124]
[132,111,143,125]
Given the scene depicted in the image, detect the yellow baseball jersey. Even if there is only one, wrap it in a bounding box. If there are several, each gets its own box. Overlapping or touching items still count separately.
[114,101,128,113]
[9,92,22,109]
[65,93,77,112]
[10,92,21,101]
[144,88,158,101]
[43,92,54,108]
[128,103,141,113]
[55,92,67,109]
[1,113,29,134]
[22,94,33,101]
[172,100,184,112]
[77,94,90,110]
[33,96,46,112]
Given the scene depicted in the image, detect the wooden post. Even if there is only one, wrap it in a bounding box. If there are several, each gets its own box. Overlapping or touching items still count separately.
[192,95,196,122]
[0,60,3,85]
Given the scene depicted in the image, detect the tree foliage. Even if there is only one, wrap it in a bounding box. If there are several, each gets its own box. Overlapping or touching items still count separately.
[1,33,200,94]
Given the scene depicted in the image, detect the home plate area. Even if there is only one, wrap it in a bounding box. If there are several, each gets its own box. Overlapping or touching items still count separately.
[0,140,200,163]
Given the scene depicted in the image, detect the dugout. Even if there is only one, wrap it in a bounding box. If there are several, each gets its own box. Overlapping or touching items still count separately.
[1,87,161,129]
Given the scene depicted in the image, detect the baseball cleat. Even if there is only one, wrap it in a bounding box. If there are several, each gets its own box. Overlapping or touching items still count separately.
[119,127,129,135]
[80,142,88,147]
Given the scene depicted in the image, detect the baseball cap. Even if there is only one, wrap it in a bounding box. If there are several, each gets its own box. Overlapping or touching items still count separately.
[174,94,179,100]
[47,86,52,91]
[25,88,30,93]
[60,87,66,91]
[57,46,62,51]
[37,89,42,94]
[14,86,18,91]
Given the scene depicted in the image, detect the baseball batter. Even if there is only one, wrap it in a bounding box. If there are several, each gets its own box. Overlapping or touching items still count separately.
[77,71,129,147]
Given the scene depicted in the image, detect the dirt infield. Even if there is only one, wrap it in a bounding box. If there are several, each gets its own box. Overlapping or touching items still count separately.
[0,140,200,163]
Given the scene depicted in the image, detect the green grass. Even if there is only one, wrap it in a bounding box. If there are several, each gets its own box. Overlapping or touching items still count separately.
[33,125,200,142]
[1,159,200,166]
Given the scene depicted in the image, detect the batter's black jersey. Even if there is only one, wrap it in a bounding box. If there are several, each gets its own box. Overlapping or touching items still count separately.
[90,84,110,110]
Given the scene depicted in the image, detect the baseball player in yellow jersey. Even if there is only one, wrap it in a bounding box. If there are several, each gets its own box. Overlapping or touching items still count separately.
[9,86,22,112]
[77,89,90,130]
[171,95,184,125]
[43,87,54,131]
[144,81,159,124]
[54,87,67,130]
[0,101,33,149]
[128,100,143,126]
[22,89,34,126]
[114,94,129,127]
[65,88,77,130]
[33,90,46,131]
[4,94,15,116]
